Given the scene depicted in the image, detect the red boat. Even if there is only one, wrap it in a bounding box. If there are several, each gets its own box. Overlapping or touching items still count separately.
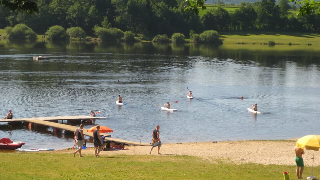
[0,138,25,150]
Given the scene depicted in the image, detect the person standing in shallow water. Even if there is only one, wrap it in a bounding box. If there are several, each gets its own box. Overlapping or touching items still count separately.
[295,146,304,179]
[150,125,161,154]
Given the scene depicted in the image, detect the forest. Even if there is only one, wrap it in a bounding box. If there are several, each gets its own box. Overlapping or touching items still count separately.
[0,0,319,39]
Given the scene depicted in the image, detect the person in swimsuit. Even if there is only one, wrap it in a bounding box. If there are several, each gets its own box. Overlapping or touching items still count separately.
[93,125,102,157]
[117,95,123,103]
[252,103,257,111]
[90,110,96,117]
[73,124,85,157]
[240,96,244,100]
[150,125,161,154]
[164,102,170,109]
[3,110,13,119]
[295,146,304,179]
[188,91,192,97]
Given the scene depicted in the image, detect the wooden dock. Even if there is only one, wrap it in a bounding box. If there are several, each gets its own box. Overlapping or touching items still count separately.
[0,115,106,122]
[0,115,150,146]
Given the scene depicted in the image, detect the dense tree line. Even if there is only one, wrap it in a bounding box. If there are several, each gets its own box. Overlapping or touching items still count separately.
[0,0,319,39]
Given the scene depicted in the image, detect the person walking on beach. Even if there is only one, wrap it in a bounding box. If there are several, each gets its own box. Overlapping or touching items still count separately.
[150,125,161,154]
[73,124,85,157]
[93,125,102,157]
[295,146,304,179]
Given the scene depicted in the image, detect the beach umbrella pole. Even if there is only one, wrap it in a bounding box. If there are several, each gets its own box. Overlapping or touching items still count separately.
[312,151,314,176]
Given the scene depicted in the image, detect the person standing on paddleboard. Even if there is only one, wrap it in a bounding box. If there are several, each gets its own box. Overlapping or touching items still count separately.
[188,91,192,97]
[117,95,123,103]
[164,102,170,109]
[252,103,257,111]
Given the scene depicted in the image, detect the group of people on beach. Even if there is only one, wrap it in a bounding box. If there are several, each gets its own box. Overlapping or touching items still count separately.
[73,124,104,157]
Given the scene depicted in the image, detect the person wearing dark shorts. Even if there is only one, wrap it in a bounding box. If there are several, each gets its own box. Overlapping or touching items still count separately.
[295,146,304,179]
[93,125,102,157]
[150,125,161,154]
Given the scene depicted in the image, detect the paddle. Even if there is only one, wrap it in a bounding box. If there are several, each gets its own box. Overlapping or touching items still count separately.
[157,101,178,106]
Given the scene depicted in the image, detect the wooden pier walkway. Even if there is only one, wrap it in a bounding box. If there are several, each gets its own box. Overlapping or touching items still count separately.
[0,115,106,122]
[0,115,150,146]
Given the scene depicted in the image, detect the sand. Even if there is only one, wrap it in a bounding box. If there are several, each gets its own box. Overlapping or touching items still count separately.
[53,140,320,166]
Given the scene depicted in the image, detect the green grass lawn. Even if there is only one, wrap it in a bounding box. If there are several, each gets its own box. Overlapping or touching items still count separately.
[220,32,320,50]
[0,153,317,180]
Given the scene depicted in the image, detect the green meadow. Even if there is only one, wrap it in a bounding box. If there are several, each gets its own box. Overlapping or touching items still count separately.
[0,153,316,180]
[220,32,320,51]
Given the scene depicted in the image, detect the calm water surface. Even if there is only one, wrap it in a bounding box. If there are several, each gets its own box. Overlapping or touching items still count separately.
[1,41,320,150]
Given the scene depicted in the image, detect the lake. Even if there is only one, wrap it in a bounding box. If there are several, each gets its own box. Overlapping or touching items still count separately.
[1,41,320,150]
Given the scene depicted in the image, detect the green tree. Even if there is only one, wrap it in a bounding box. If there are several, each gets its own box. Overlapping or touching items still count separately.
[0,0,38,13]
[171,33,185,43]
[6,23,37,39]
[123,31,136,42]
[278,0,291,17]
[94,26,124,42]
[201,10,217,30]
[46,25,67,40]
[212,7,230,31]
[289,0,320,15]
[66,27,86,39]
[67,1,88,28]
[199,30,221,44]
[232,2,257,31]
[255,0,281,31]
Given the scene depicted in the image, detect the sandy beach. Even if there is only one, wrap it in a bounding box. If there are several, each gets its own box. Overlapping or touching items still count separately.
[54,140,320,166]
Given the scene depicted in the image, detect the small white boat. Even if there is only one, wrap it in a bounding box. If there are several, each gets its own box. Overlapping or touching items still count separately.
[247,108,261,114]
[33,56,50,60]
[116,100,124,105]
[187,95,193,99]
[161,107,177,111]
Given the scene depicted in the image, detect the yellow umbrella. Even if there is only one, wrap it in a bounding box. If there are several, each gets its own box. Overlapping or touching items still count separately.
[296,135,320,151]
[296,135,320,178]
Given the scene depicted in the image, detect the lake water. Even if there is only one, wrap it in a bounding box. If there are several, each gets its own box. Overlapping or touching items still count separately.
[1,41,320,150]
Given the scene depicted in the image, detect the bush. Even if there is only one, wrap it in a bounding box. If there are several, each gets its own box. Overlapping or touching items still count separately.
[191,34,200,43]
[123,31,136,42]
[171,33,185,43]
[5,26,12,35]
[152,34,171,43]
[268,41,275,46]
[46,25,67,40]
[199,30,221,44]
[94,26,124,42]
[7,24,37,39]
[66,27,86,39]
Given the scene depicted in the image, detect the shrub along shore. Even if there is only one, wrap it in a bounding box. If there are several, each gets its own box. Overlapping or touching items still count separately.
[1,140,320,179]
[1,28,320,47]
